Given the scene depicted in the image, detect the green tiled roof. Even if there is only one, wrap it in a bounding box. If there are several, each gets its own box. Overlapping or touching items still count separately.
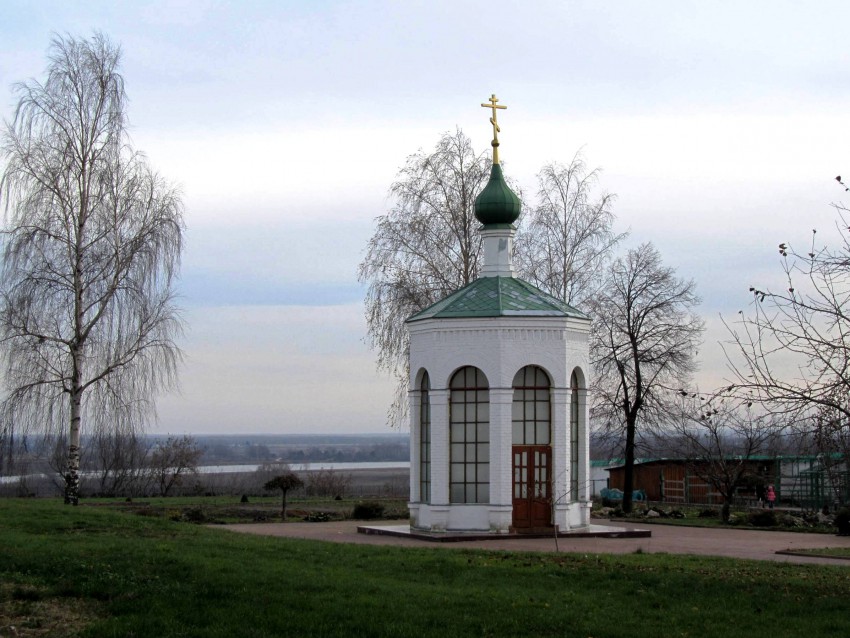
[407,276,589,322]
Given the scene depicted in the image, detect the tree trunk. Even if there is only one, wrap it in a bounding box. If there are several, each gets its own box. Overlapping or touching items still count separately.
[65,387,83,505]
[721,501,731,523]
[281,490,288,520]
[622,416,637,513]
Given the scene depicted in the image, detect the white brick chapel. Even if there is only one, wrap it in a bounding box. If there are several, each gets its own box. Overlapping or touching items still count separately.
[406,96,592,534]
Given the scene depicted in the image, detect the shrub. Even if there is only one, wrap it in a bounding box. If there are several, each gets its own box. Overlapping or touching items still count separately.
[352,501,385,520]
[835,508,850,536]
[748,509,777,527]
[780,514,806,528]
[381,502,410,520]
[304,511,333,523]
[182,507,207,523]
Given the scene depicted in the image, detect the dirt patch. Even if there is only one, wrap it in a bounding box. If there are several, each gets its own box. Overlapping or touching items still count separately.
[0,583,98,637]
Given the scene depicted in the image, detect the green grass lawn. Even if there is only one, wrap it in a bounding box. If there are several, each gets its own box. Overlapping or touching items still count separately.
[2,499,849,637]
[605,506,837,534]
[81,494,410,524]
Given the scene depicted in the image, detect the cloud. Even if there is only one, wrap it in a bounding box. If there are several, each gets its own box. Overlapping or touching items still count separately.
[155,303,396,434]
[4,0,850,434]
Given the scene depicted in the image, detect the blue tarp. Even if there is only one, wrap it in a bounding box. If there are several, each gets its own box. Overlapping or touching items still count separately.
[600,487,646,502]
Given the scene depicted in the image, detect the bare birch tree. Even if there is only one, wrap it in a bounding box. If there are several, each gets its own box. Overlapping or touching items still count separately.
[590,243,704,512]
[0,33,184,504]
[358,129,491,426]
[515,152,625,306]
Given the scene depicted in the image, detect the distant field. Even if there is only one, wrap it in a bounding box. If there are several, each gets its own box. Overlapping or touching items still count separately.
[2,498,850,637]
[1,463,411,500]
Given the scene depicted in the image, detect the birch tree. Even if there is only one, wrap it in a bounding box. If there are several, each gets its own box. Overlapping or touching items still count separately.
[358,129,491,426]
[591,243,704,512]
[0,33,184,504]
[515,153,625,306]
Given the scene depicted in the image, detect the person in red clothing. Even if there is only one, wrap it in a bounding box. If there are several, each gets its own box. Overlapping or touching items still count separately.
[766,484,776,510]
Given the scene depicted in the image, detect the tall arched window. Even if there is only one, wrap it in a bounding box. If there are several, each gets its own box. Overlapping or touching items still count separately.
[449,366,489,503]
[511,366,551,445]
[419,371,431,504]
[570,370,581,501]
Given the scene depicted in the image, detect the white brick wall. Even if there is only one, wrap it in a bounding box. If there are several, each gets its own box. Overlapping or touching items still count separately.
[407,314,592,533]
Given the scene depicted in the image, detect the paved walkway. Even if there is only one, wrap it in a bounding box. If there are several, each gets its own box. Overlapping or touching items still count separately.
[218,519,850,566]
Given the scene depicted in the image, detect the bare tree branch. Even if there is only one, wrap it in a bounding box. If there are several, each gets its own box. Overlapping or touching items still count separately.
[723,206,850,420]
[722,195,850,490]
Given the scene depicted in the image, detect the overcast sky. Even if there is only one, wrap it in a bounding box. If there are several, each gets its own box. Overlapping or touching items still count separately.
[1,1,848,435]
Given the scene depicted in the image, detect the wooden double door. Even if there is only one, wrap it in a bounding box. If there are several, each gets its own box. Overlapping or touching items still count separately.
[512,445,552,530]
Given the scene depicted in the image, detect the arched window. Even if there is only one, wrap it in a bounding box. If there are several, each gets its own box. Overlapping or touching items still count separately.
[511,366,551,445]
[419,371,431,504]
[449,366,489,503]
[570,370,581,501]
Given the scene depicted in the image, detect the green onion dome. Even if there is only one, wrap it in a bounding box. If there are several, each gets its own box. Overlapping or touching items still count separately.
[474,163,521,226]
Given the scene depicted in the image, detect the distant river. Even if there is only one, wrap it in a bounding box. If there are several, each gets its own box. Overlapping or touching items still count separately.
[1,461,410,483]
[198,461,409,474]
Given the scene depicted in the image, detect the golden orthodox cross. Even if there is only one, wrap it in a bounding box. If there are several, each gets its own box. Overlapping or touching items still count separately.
[481,94,507,164]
